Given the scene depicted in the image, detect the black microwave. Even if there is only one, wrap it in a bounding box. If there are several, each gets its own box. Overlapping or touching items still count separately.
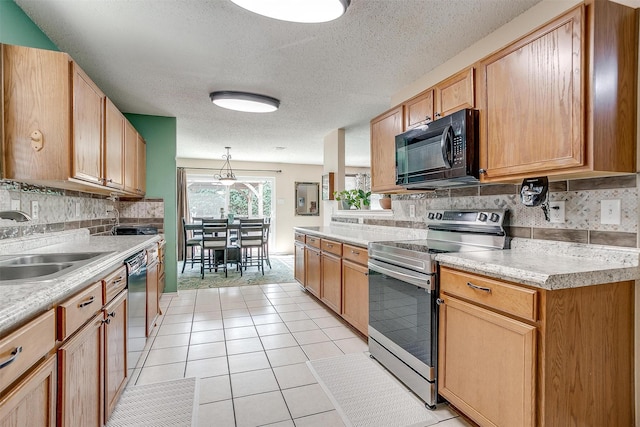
[396,108,479,189]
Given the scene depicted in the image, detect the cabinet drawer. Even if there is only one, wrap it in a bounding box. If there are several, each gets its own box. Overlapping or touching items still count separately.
[103,265,127,304]
[321,239,342,256]
[440,268,537,321]
[0,309,55,392]
[147,244,159,264]
[294,232,306,244]
[305,235,321,249]
[57,281,103,341]
[342,244,368,265]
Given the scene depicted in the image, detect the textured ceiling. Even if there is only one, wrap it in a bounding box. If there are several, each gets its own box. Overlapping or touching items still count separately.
[15,0,542,166]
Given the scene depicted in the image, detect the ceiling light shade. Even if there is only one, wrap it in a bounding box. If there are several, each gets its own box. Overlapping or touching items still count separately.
[214,147,237,185]
[230,0,350,23]
[210,91,280,113]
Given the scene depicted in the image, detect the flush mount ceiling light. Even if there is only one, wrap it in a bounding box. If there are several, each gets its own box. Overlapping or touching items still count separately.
[209,91,280,113]
[230,0,350,23]
[214,147,237,185]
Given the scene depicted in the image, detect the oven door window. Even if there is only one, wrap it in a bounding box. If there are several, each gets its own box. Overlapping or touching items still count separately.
[369,269,435,367]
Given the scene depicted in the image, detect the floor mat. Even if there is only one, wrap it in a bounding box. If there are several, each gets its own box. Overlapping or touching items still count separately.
[106,377,199,427]
[307,352,439,427]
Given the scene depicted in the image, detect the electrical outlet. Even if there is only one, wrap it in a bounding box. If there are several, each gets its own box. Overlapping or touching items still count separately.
[30,200,39,220]
[75,202,81,218]
[10,199,20,211]
[409,204,416,218]
[601,199,621,225]
[549,201,565,223]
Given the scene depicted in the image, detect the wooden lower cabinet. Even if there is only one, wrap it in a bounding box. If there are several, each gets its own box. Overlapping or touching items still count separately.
[57,312,104,427]
[0,354,56,427]
[305,247,321,298]
[439,296,536,427]
[321,253,341,314]
[294,242,305,285]
[103,291,127,422]
[341,260,369,336]
[439,267,634,427]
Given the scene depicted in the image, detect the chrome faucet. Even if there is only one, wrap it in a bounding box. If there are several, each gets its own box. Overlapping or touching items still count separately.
[0,210,32,222]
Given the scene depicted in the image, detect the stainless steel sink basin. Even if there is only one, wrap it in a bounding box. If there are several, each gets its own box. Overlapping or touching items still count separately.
[0,263,73,281]
[0,252,106,265]
[0,251,113,283]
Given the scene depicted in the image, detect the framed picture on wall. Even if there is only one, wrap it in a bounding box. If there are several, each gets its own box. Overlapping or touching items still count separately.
[322,172,334,200]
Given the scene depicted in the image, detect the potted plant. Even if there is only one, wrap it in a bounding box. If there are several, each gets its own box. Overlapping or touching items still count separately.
[379,194,392,209]
[334,189,371,210]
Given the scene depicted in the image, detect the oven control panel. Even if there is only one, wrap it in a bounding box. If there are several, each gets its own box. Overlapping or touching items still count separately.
[426,209,506,226]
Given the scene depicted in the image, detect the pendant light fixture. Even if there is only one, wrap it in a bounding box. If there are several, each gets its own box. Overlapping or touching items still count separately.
[230,0,350,23]
[210,91,280,113]
[214,147,237,185]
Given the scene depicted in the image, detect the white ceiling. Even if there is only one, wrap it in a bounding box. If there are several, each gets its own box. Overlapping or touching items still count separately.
[15,0,542,167]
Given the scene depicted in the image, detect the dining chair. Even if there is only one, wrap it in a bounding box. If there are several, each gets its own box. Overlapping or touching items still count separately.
[237,218,265,275]
[181,217,203,273]
[262,219,271,269]
[200,218,229,278]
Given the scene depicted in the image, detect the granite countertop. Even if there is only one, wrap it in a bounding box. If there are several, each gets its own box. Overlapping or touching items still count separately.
[0,229,161,335]
[295,226,640,291]
[294,225,427,247]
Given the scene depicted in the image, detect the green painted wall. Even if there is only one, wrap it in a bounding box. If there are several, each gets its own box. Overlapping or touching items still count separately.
[3,0,180,292]
[125,114,178,293]
[0,0,58,49]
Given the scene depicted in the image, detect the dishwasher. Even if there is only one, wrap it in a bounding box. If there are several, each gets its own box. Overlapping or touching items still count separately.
[124,251,147,375]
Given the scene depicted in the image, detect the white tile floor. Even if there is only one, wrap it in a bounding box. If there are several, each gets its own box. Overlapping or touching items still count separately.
[129,282,472,427]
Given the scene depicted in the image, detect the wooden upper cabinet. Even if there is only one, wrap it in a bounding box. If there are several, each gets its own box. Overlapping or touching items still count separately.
[436,67,475,117]
[104,98,125,190]
[404,89,434,129]
[123,120,137,194]
[72,62,104,185]
[479,1,637,182]
[136,134,146,195]
[370,106,404,193]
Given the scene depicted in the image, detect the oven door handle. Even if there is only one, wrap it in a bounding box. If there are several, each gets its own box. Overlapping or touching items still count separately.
[368,259,434,291]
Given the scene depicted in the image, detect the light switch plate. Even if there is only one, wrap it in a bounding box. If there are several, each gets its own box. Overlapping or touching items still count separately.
[409,204,416,218]
[601,199,621,225]
[549,201,565,223]
[10,199,20,211]
[75,202,81,218]
[31,200,39,220]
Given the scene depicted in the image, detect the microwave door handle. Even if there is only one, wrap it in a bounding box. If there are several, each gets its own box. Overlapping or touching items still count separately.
[441,125,452,168]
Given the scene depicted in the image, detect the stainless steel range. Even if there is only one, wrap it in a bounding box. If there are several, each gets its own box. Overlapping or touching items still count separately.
[367,209,508,409]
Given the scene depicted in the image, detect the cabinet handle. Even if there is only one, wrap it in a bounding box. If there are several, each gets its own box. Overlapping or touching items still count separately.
[112,278,123,284]
[467,282,491,293]
[351,250,360,255]
[326,243,333,248]
[479,169,487,174]
[78,296,95,308]
[0,346,22,369]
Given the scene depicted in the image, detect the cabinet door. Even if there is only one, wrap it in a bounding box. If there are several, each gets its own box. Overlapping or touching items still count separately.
[480,7,583,180]
[123,120,137,193]
[0,354,56,427]
[103,291,127,422]
[305,247,321,298]
[58,313,103,427]
[136,135,146,195]
[341,259,368,336]
[436,67,474,117]
[72,62,104,185]
[294,243,306,286]
[321,253,341,314]
[146,261,159,337]
[370,106,404,193]
[439,296,535,427]
[104,98,125,190]
[404,89,434,129]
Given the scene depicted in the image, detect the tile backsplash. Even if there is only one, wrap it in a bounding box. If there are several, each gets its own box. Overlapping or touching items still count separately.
[333,175,639,248]
[0,180,164,239]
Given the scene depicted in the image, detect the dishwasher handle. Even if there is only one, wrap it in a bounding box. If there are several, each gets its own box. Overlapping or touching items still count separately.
[124,251,146,275]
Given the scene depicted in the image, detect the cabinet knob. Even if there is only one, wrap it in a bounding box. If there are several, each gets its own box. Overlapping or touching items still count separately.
[425,116,431,122]
[478,169,487,174]
[435,112,441,118]
[102,318,111,325]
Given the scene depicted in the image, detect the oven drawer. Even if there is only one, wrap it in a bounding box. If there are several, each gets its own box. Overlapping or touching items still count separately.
[321,239,342,256]
[294,232,306,244]
[440,267,538,322]
[343,244,367,265]
[305,235,321,249]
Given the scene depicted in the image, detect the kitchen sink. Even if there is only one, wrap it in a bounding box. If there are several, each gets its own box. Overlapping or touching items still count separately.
[0,252,106,265]
[0,251,113,283]
[0,263,73,281]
